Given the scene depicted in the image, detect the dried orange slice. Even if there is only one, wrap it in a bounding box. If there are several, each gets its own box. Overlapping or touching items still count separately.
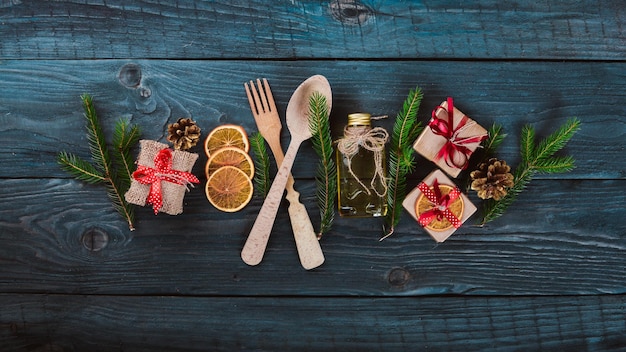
[205,166,253,212]
[415,184,464,232]
[204,124,250,157]
[205,146,255,179]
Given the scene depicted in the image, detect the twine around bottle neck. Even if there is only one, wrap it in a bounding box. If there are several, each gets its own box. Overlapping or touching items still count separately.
[336,123,389,197]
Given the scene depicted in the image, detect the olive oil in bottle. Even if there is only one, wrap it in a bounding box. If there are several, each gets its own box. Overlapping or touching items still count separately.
[336,113,388,217]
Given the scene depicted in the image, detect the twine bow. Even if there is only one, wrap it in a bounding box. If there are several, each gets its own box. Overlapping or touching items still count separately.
[336,125,389,197]
[429,97,488,169]
[417,179,462,228]
[132,148,199,214]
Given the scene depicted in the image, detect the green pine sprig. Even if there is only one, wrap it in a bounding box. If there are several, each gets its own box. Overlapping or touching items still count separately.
[250,132,271,198]
[382,86,424,240]
[479,117,580,225]
[308,92,336,239]
[113,118,141,185]
[483,123,507,158]
[57,151,106,184]
[57,94,140,231]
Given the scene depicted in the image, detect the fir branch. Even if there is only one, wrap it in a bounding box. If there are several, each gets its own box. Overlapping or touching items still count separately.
[250,132,271,198]
[113,118,141,190]
[382,86,424,240]
[105,176,135,230]
[533,155,576,174]
[308,92,336,238]
[82,94,113,175]
[82,94,136,230]
[114,118,141,151]
[479,118,580,225]
[519,124,535,162]
[483,123,507,157]
[533,118,581,161]
[58,94,139,231]
[57,151,106,184]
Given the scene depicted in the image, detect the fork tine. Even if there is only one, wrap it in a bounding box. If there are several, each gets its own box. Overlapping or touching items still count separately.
[261,78,276,113]
[255,78,269,113]
[244,81,259,115]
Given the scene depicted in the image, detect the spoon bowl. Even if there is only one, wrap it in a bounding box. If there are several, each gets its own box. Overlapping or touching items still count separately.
[241,75,332,267]
[285,75,332,140]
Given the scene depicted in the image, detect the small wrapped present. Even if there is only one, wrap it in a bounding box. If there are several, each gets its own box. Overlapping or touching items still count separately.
[402,169,476,242]
[413,97,488,178]
[125,140,199,215]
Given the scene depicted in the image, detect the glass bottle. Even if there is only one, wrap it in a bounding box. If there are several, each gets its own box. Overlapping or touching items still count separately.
[336,113,388,217]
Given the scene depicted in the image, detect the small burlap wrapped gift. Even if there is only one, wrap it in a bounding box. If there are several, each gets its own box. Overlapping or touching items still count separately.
[402,169,476,242]
[413,97,488,178]
[125,140,199,215]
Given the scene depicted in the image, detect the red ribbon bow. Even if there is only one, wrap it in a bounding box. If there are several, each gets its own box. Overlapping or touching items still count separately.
[417,179,462,229]
[429,97,488,169]
[132,148,199,214]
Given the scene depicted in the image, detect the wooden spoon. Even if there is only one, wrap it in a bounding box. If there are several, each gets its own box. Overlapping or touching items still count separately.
[241,75,332,267]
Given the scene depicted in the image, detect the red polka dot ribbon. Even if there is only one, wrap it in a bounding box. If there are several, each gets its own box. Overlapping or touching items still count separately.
[132,148,199,214]
[417,179,462,229]
[429,97,488,169]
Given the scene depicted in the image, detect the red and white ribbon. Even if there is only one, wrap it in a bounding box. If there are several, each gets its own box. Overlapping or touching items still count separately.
[417,179,462,229]
[132,148,199,214]
[429,97,488,169]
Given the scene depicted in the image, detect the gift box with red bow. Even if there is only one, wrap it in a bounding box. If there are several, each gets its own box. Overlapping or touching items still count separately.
[125,140,199,215]
[402,169,476,242]
[413,97,488,178]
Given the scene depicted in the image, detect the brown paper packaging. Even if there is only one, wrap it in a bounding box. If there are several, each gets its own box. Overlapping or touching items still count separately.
[413,100,487,178]
[402,169,476,242]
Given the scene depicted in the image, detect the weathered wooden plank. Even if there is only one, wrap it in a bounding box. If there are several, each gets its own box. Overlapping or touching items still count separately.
[1,60,624,179]
[1,1,622,349]
[0,178,623,296]
[1,294,624,351]
[0,1,624,60]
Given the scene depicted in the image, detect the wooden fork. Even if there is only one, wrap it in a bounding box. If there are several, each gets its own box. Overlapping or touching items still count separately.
[243,78,324,270]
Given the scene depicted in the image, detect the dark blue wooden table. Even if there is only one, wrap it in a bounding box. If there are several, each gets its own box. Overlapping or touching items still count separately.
[1,1,625,351]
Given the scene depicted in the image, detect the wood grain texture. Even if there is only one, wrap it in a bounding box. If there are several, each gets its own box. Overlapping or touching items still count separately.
[1,294,624,351]
[1,1,624,349]
[0,1,624,60]
[1,60,624,179]
[0,178,623,296]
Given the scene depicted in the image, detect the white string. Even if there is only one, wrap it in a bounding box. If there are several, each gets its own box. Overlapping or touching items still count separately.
[336,125,389,197]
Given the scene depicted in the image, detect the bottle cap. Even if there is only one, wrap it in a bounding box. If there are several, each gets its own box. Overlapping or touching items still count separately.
[347,113,371,126]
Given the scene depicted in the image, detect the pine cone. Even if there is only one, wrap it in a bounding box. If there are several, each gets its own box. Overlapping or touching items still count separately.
[167,118,201,151]
[470,158,514,200]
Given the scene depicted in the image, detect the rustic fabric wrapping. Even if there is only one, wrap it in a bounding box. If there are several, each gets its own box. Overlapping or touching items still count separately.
[402,169,477,243]
[125,140,199,215]
[413,98,488,178]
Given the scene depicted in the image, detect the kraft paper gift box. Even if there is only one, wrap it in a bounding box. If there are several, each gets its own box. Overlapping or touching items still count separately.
[125,140,199,215]
[402,169,476,242]
[413,97,488,178]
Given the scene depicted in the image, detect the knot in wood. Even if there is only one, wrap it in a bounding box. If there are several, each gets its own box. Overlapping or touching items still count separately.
[81,228,109,252]
[388,267,410,287]
[138,86,152,98]
[118,63,142,88]
[329,0,372,25]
